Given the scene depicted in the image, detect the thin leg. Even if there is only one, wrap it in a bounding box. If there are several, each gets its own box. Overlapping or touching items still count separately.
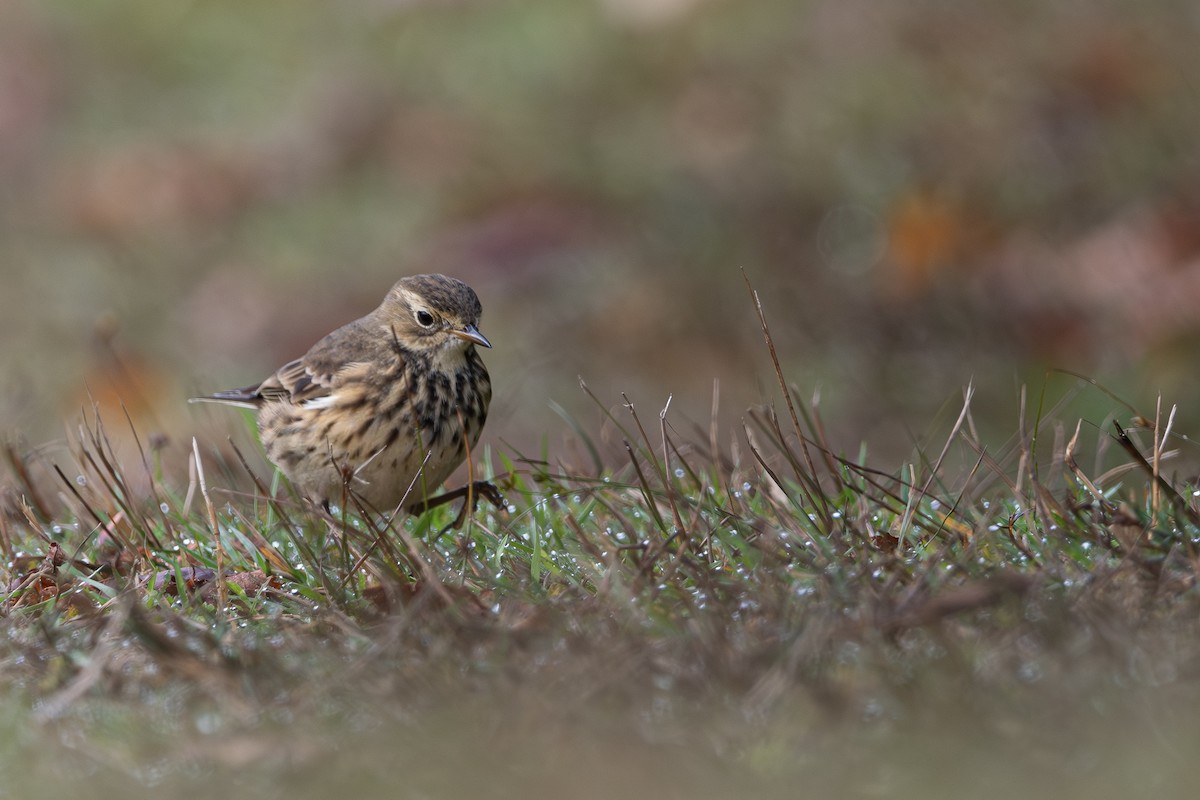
[409,480,505,533]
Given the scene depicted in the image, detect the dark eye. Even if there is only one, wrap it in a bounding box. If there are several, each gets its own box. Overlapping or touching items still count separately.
[415,310,435,327]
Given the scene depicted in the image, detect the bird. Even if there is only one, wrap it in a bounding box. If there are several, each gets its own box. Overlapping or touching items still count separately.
[193,274,492,513]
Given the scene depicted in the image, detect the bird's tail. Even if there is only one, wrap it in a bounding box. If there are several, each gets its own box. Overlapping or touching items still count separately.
[188,386,262,410]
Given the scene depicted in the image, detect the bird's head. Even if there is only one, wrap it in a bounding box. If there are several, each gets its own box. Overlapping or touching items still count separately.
[380,273,491,356]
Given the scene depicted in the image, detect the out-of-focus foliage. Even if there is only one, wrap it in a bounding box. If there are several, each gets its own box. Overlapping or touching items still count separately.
[2,0,1199,464]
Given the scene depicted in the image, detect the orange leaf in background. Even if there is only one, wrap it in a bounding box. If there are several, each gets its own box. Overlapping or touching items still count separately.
[883,189,965,298]
[74,314,174,429]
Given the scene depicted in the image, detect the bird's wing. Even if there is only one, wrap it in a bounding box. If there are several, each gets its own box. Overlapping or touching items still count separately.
[194,317,384,408]
[265,356,339,405]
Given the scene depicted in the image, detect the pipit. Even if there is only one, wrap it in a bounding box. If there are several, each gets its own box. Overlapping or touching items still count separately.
[194,274,492,513]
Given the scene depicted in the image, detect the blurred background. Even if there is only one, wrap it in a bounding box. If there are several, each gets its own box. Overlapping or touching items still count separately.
[2,0,1199,475]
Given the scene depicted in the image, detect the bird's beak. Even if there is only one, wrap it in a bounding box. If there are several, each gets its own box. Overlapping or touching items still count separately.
[452,323,492,348]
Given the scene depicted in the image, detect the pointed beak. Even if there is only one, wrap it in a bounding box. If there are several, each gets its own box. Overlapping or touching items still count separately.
[452,323,491,348]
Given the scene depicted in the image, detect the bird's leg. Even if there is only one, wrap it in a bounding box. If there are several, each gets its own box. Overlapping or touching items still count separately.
[412,480,505,534]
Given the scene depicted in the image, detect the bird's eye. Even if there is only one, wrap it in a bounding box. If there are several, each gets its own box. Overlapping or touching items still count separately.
[415,310,435,327]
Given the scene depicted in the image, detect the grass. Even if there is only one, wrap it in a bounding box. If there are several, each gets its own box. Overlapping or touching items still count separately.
[3,290,1200,798]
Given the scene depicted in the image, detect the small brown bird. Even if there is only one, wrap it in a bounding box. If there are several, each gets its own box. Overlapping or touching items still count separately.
[194,274,491,512]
